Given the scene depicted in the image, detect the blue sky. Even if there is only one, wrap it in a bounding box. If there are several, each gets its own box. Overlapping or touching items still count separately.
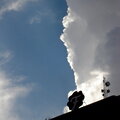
[2,0,120,119]
[0,0,75,120]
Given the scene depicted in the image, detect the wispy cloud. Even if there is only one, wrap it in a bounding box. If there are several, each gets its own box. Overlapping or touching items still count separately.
[29,12,41,24]
[0,0,38,19]
[0,50,13,65]
[0,71,31,120]
[0,50,32,120]
[29,9,56,24]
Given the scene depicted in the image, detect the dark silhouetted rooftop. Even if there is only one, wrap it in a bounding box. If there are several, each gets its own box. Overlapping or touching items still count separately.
[50,95,120,120]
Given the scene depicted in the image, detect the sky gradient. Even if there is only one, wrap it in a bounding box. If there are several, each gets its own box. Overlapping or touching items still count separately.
[0,0,75,120]
[1,0,120,120]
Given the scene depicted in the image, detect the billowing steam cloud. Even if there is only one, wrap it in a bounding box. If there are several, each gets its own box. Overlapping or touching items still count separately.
[61,0,120,111]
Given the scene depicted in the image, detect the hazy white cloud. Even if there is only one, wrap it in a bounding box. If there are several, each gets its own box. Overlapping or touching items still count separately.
[0,71,31,120]
[29,14,41,24]
[0,0,38,18]
[0,50,31,120]
[29,9,56,24]
[29,11,42,24]
[0,50,13,65]
[61,0,120,108]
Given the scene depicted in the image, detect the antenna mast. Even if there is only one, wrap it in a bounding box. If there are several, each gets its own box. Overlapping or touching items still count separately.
[101,76,110,99]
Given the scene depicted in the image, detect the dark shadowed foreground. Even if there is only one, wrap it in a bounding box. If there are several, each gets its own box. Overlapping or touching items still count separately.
[51,95,120,119]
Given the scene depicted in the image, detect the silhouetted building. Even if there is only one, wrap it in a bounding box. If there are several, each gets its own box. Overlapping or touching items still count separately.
[50,95,120,120]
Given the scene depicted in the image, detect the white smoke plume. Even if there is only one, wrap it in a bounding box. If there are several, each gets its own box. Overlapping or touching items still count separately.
[61,0,120,110]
